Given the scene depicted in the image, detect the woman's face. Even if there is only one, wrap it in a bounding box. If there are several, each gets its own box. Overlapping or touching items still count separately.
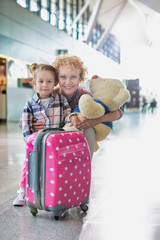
[58,65,82,100]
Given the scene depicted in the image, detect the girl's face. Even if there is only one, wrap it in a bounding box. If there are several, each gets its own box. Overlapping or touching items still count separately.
[34,70,56,99]
[58,65,82,100]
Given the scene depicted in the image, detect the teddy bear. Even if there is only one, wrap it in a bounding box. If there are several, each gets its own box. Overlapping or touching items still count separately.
[64,75,130,151]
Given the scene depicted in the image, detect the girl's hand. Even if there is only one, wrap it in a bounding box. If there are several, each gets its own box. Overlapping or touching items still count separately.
[77,117,99,129]
[32,118,46,131]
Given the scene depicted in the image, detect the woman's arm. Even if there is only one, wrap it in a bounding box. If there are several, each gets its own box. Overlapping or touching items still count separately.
[63,96,72,124]
[77,109,123,130]
[69,115,81,129]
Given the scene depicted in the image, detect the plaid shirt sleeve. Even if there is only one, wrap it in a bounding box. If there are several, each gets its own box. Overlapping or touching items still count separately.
[22,101,34,142]
[61,95,71,124]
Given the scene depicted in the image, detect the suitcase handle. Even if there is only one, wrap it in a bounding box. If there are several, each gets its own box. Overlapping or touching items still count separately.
[39,127,65,133]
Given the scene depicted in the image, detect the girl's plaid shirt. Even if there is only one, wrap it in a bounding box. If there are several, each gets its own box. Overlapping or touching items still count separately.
[21,92,71,141]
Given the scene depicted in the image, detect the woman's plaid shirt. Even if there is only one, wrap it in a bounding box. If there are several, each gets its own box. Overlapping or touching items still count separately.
[22,92,71,141]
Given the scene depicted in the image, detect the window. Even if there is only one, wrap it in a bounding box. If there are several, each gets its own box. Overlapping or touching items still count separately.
[17,0,27,8]
[30,0,39,12]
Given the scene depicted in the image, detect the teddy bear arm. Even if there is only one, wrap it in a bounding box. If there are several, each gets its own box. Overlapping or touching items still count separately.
[79,94,105,119]
[63,123,78,132]
[63,113,84,132]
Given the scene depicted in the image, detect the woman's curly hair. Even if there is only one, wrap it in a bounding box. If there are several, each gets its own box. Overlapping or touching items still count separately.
[53,55,88,82]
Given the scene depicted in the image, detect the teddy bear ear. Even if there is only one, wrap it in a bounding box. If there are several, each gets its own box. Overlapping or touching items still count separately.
[92,75,98,79]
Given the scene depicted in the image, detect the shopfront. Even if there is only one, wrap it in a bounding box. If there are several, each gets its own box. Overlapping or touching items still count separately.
[0,55,33,122]
[0,57,6,120]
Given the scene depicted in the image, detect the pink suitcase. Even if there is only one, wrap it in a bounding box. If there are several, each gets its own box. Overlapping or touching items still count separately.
[25,128,91,220]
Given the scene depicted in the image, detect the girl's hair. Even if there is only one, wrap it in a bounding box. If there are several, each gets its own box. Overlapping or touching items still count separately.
[30,63,58,83]
[53,55,88,82]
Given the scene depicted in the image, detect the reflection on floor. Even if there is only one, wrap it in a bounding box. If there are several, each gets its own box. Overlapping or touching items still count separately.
[0,109,160,240]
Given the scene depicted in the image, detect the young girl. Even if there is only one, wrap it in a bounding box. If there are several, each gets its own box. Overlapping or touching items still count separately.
[13,63,71,206]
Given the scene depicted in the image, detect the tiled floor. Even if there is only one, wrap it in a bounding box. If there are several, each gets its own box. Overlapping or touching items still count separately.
[0,108,160,240]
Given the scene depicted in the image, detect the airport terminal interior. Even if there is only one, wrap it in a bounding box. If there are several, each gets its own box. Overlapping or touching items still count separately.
[0,0,160,239]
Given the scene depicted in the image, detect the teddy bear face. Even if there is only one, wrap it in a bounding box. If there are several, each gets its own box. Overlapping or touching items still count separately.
[90,76,130,111]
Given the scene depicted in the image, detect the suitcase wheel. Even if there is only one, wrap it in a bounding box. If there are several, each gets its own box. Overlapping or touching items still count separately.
[30,208,38,217]
[54,216,59,221]
[80,204,88,212]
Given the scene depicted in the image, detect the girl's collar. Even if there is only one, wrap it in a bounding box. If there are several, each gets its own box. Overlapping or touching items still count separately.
[33,92,56,103]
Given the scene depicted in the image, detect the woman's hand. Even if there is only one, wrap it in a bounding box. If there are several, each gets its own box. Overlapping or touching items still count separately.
[77,110,122,130]
[69,116,81,129]
[32,118,46,132]
[77,117,99,130]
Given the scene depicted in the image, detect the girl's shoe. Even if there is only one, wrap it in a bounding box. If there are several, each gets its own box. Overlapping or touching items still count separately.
[13,189,26,206]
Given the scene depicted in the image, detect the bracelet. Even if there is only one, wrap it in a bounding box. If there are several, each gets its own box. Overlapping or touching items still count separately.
[69,113,78,119]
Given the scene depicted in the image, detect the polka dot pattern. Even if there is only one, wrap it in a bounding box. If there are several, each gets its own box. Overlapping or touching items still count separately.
[25,131,91,211]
